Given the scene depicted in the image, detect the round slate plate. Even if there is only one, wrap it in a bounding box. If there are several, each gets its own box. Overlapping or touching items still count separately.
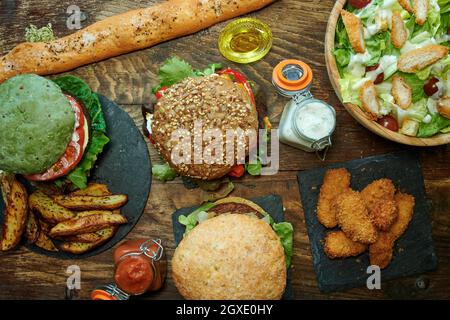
[0,94,151,259]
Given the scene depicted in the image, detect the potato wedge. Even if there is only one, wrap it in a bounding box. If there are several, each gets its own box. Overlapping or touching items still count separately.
[60,227,117,254]
[53,194,128,211]
[25,212,40,244]
[29,191,75,224]
[75,210,113,218]
[49,213,127,237]
[35,231,58,252]
[63,232,103,243]
[70,183,112,197]
[0,175,29,251]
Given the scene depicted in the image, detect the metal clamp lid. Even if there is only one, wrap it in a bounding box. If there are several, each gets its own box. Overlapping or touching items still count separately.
[91,284,130,301]
[140,239,164,261]
[312,136,332,161]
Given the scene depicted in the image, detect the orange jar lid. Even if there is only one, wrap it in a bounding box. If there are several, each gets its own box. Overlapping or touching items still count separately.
[272,59,313,92]
[91,285,129,300]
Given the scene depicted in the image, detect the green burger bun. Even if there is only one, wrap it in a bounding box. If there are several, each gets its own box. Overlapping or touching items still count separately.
[0,74,75,175]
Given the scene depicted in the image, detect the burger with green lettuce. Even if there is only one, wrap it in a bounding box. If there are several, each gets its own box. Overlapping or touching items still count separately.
[0,74,109,190]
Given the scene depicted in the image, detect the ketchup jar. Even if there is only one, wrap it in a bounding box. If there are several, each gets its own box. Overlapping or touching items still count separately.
[91,238,166,300]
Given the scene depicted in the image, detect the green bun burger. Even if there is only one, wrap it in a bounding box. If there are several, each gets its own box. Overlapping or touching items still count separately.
[0,74,109,190]
[0,74,75,174]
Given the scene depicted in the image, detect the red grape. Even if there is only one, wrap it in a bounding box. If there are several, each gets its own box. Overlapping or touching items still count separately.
[349,0,372,9]
[424,77,440,97]
[365,64,385,84]
[378,116,399,132]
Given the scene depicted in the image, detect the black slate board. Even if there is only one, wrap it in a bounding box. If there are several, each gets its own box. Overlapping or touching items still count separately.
[297,151,437,293]
[0,95,151,259]
[171,194,294,300]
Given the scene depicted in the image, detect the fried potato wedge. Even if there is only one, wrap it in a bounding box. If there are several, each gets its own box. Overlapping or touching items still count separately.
[49,213,127,237]
[0,175,29,251]
[60,227,117,254]
[70,183,112,197]
[63,232,103,243]
[25,212,40,244]
[53,194,128,211]
[29,190,76,224]
[35,231,58,252]
[75,210,113,218]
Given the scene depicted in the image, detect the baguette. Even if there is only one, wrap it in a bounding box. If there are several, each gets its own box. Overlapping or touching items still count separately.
[0,0,277,83]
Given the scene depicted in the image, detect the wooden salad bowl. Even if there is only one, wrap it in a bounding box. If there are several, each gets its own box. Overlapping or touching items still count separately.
[325,0,450,146]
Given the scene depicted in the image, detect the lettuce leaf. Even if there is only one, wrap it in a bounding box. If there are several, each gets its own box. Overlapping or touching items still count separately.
[272,222,294,269]
[53,76,109,189]
[152,163,178,182]
[418,114,450,137]
[397,72,427,102]
[178,202,217,233]
[152,57,222,93]
[65,132,109,189]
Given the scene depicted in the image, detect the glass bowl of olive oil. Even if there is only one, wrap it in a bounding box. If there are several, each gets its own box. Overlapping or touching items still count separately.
[218,18,273,64]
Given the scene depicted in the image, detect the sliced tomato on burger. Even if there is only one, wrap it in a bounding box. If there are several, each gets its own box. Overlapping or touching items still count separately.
[217,68,256,108]
[25,94,89,181]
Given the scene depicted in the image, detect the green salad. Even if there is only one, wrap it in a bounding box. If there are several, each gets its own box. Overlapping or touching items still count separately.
[334,0,450,137]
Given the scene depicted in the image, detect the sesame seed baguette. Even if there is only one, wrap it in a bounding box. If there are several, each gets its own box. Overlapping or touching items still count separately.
[0,0,277,83]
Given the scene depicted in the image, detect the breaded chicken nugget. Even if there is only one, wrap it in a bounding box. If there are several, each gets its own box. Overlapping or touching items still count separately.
[361,179,397,231]
[368,232,395,269]
[398,45,449,73]
[437,97,450,119]
[399,0,414,13]
[336,190,378,244]
[360,80,381,120]
[391,12,408,49]
[413,0,429,26]
[324,230,367,259]
[369,192,415,269]
[392,75,413,110]
[341,10,365,54]
[317,168,351,228]
[370,199,398,231]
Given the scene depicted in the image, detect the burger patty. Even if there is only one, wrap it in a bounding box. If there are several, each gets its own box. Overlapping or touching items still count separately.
[152,74,259,180]
[208,203,263,218]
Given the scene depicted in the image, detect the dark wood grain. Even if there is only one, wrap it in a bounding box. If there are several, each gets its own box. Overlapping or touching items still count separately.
[0,0,449,300]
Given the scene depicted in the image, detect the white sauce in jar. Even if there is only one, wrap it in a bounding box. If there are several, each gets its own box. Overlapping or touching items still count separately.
[296,102,335,140]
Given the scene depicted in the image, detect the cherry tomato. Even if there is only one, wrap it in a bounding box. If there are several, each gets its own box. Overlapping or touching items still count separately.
[349,0,372,9]
[366,64,384,85]
[424,77,440,97]
[25,94,87,181]
[228,165,245,178]
[155,86,168,99]
[378,115,399,132]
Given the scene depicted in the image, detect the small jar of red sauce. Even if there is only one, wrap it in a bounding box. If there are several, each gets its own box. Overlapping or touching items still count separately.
[91,238,166,300]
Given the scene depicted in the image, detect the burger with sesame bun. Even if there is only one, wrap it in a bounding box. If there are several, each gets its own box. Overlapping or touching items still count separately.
[145,57,264,182]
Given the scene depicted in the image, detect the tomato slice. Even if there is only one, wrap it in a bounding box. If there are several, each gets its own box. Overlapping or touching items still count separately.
[25,94,87,181]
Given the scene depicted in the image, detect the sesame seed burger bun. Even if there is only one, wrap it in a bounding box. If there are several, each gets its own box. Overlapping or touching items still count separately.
[172,214,287,300]
[152,74,259,180]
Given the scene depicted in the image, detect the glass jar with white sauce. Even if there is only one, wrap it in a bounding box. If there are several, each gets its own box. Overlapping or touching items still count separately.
[272,60,336,159]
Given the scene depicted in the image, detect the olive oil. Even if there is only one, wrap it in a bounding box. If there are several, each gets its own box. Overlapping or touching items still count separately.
[218,18,272,64]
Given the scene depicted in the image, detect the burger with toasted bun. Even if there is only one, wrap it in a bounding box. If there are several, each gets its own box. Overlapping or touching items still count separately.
[0,74,109,189]
[173,197,293,300]
[146,58,262,182]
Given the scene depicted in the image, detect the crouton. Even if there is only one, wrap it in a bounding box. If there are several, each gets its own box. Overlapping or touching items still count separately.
[398,45,449,73]
[413,0,429,26]
[391,12,408,49]
[438,97,450,119]
[400,119,420,136]
[392,75,413,110]
[360,80,381,120]
[341,10,366,54]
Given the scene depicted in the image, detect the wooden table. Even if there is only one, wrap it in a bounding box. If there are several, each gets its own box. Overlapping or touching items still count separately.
[0,0,449,300]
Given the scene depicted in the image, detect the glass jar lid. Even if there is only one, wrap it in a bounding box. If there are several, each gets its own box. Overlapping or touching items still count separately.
[272,59,313,96]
